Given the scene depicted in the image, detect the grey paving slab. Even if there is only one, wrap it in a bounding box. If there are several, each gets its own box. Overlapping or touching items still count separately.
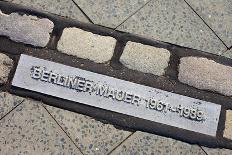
[0,99,82,155]
[4,0,90,23]
[222,49,232,59]
[0,92,24,119]
[117,0,227,55]
[185,0,232,48]
[202,147,232,155]
[45,104,132,155]
[73,0,149,28]
[110,131,206,155]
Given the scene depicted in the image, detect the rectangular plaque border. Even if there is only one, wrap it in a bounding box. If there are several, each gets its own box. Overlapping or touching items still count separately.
[12,54,221,137]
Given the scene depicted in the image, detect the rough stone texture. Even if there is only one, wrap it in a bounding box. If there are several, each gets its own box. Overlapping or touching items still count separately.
[117,0,227,55]
[0,10,54,47]
[223,110,232,140]
[120,41,170,76]
[178,57,232,96]
[111,131,206,155]
[73,0,149,28]
[5,0,90,23]
[0,99,82,154]
[0,92,24,119]
[57,28,116,63]
[222,49,232,59]
[45,105,132,155]
[202,147,232,155]
[186,0,232,47]
[0,53,13,84]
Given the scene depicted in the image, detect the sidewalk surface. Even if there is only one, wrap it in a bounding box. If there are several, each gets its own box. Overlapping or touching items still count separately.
[0,0,232,154]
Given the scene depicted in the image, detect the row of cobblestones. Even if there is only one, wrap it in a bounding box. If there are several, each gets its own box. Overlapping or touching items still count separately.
[1,10,231,95]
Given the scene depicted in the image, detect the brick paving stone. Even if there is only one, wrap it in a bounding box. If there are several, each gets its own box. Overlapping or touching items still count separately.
[178,57,232,96]
[44,104,132,155]
[120,41,170,76]
[117,0,227,55]
[0,10,54,47]
[0,92,24,119]
[57,27,116,63]
[185,0,232,48]
[0,99,82,155]
[0,53,13,84]
[73,0,149,28]
[110,131,206,155]
[202,146,232,155]
[223,110,232,140]
[5,0,90,23]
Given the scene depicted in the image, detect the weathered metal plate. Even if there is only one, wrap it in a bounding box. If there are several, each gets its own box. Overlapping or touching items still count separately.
[12,54,221,136]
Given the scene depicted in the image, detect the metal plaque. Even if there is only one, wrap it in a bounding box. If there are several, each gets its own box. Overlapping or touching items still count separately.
[12,54,221,136]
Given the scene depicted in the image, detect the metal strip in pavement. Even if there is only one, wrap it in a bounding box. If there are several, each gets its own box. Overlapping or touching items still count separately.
[12,54,221,136]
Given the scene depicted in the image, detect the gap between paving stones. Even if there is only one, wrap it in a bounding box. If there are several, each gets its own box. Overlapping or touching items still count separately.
[114,0,153,30]
[71,0,94,24]
[183,0,229,49]
[106,132,135,155]
[42,103,85,155]
[0,99,24,121]
[1,0,232,150]
[200,146,209,155]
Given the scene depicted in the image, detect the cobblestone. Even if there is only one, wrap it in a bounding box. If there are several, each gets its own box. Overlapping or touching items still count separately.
[178,57,232,96]
[57,28,116,63]
[120,41,170,76]
[0,53,13,84]
[0,10,54,47]
[224,110,232,140]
